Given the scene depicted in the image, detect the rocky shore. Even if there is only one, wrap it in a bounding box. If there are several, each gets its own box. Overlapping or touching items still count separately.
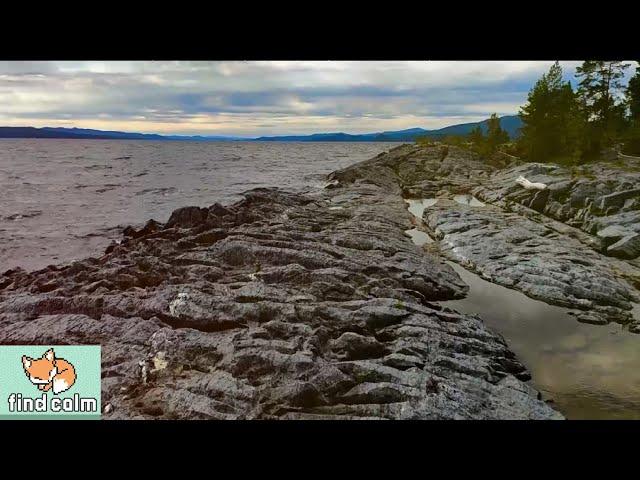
[349,144,640,328]
[2,144,638,419]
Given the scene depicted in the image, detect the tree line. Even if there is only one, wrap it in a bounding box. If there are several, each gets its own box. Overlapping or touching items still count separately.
[419,61,640,163]
[518,60,640,163]
[416,112,510,158]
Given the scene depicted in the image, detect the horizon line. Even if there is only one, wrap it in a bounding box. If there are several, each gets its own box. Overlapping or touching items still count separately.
[0,113,519,139]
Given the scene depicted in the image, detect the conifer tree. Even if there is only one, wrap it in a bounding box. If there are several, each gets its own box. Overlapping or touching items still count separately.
[627,62,640,123]
[624,62,640,154]
[575,61,629,152]
[468,125,484,146]
[486,113,510,152]
[518,61,582,163]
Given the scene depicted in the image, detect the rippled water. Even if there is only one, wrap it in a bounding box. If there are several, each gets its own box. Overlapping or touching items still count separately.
[0,140,399,271]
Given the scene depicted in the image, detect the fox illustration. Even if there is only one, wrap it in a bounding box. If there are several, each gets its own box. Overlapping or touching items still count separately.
[22,348,76,395]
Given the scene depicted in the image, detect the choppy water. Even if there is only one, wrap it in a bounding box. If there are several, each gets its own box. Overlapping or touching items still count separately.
[0,140,399,272]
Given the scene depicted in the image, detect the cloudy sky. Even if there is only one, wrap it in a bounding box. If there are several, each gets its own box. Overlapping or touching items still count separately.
[0,61,637,137]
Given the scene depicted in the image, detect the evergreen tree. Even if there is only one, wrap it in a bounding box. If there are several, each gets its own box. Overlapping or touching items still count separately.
[518,61,583,163]
[575,60,630,151]
[466,114,508,157]
[468,125,484,145]
[627,62,640,122]
[624,62,640,155]
[485,113,510,151]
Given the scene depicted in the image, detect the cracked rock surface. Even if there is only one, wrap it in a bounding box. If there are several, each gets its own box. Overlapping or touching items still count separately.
[0,145,562,420]
[362,145,640,328]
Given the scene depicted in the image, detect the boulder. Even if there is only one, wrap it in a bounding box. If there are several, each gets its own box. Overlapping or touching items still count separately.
[165,206,209,229]
[597,225,634,247]
[607,233,640,259]
[598,189,640,211]
[529,189,550,212]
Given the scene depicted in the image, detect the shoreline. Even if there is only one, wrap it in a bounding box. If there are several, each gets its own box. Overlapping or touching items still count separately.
[1,143,639,419]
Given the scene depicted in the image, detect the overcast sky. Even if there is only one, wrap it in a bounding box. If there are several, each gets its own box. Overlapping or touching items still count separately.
[0,61,637,137]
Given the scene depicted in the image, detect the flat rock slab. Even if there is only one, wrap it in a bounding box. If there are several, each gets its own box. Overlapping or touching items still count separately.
[332,144,640,327]
[424,199,638,325]
[472,161,640,259]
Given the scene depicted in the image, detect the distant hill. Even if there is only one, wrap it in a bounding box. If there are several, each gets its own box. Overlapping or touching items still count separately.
[40,127,242,141]
[0,127,121,140]
[254,115,522,142]
[429,115,522,138]
[41,127,169,140]
[0,115,523,142]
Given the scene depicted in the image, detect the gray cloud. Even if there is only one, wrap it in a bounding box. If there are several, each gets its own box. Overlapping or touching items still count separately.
[0,61,636,135]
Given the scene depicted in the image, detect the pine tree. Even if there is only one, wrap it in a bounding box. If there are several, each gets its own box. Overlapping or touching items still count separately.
[627,62,640,122]
[486,113,510,152]
[518,61,583,163]
[468,125,484,146]
[624,62,640,155]
[575,61,630,151]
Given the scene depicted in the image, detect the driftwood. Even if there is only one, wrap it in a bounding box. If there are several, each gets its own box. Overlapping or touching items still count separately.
[515,175,547,190]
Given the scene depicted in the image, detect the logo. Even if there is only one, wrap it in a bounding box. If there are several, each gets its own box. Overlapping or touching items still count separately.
[0,345,101,419]
[22,348,77,395]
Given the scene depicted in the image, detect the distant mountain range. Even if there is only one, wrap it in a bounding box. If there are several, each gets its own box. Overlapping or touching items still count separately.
[0,115,522,142]
[0,127,240,141]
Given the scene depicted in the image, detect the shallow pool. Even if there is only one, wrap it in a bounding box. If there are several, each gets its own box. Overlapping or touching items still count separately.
[404,197,640,419]
[442,261,640,419]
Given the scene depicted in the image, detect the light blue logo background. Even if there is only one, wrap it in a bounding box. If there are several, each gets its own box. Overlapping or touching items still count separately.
[0,345,101,420]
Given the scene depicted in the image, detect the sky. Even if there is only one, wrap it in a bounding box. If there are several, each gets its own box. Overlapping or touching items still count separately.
[0,61,637,137]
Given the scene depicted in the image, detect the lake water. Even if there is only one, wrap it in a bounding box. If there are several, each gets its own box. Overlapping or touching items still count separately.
[0,140,399,272]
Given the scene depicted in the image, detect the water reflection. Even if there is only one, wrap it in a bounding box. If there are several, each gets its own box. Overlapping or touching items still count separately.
[441,261,640,420]
[405,198,438,218]
[453,194,485,207]
[404,228,433,246]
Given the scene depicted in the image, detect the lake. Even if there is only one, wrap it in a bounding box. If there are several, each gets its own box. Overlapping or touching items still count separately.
[0,140,399,271]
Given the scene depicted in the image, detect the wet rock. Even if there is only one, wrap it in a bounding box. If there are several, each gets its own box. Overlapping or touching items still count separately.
[208,202,235,218]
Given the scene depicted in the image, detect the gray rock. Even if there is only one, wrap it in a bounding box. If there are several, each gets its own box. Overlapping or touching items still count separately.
[599,189,640,211]
[424,199,636,324]
[165,206,209,228]
[0,150,562,419]
[607,233,640,259]
[597,225,634,247]
[330,332,386,360]
[529,189,550,212]
[622,198,639,211]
